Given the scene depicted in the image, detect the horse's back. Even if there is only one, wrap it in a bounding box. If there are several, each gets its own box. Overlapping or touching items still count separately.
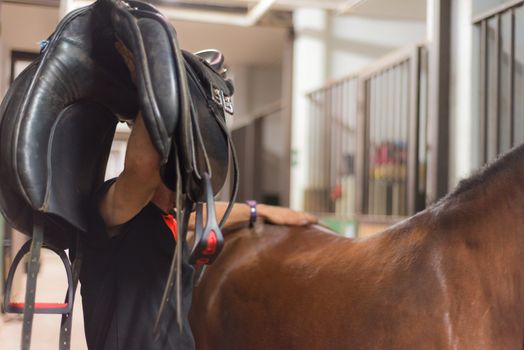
[190,220,496,349]
[190,224,443,349]
[190,224,352,349]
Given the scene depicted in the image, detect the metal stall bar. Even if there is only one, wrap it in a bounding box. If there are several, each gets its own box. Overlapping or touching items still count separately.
[338,81,347,216]
[318,90,324,212]
[310,90,317,212]
[332,83,340,212]
[408,48,421,215]
[324,87,332,212]
[479,20,488,164]
[399,61,408,216]
[368,76,377,215]
[338,81,345,212]
[311,91,320,212]
[383,68,391,216]
[417,47,429,211]
[392,66,404,216]
[487,15,501,159]
[510,9,516,147]
[316,90,323,212]
[514,6,524,145]
[356,77,369,216]
[499,11,513,153]
[392,66,402,216]
[377,72,384,215]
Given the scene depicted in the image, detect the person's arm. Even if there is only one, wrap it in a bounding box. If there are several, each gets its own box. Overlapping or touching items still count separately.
[99,114,162,230]
[256,203,317,226]
[188,202,318,230]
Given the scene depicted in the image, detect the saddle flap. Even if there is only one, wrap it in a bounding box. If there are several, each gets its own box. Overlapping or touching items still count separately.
[110,0,180,162]
[46,103,117,232]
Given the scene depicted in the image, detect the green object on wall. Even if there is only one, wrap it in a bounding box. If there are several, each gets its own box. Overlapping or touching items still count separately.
[291,149,299,167]
[319,217,355,238]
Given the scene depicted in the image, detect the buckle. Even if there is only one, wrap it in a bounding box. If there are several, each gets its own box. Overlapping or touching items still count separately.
[224,95,234,114]
[212,87,224,106]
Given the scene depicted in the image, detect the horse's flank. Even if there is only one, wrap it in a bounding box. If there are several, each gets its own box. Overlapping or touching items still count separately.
[190,144,524,350]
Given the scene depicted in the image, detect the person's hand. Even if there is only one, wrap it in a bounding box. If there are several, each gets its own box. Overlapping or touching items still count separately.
[257,204,318,226]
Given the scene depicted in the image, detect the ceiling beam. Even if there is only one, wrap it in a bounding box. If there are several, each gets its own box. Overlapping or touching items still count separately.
[159,0,277,26]
[67,0,277,26]
[273,0,343,11]
[336,0,370,15]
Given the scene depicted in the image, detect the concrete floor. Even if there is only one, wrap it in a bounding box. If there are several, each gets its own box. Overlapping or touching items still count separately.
[0,250,88,350]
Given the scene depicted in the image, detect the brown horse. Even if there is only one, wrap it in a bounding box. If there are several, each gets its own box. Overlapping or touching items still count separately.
[190,144,524,350]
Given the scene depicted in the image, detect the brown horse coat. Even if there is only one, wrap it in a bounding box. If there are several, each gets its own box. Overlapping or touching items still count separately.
[190,145,524,349]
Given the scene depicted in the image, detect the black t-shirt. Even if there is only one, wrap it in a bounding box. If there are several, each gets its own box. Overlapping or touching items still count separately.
[79,179,195,350]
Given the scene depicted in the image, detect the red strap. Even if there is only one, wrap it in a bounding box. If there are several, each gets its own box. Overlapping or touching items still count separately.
[195,230,218,266]
[9,302,68,309]
[202,230,218,256]
[162,214,178,241]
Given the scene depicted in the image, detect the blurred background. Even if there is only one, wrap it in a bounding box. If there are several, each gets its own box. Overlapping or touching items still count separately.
[0,0,519,348]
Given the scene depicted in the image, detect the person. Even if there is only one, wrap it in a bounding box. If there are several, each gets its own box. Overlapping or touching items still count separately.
[79,111,317,350]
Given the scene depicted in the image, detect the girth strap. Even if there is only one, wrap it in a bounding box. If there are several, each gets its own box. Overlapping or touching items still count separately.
[59,234,83,350]
[21,214,44,350]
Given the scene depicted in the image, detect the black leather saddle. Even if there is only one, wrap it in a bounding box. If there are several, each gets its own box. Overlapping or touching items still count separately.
[0,1,237,349]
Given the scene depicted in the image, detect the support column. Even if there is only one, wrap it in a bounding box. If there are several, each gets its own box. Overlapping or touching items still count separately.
[427,0,452,204]
[290,8,328,210]
[450,0,473,186]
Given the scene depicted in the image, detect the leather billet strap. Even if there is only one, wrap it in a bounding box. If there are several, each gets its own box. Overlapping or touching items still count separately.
[153,141,189,337]
[21,215,43,350]
[59,233,83,350]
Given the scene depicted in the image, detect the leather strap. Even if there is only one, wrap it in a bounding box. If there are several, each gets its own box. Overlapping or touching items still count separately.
[58,233,83,350]
[153,142,186,337]
[21,214,44,350]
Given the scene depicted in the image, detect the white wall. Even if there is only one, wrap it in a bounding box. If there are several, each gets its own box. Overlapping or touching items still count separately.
[329,16,427,80]
[0,3,59,95]
[251,66,282,110]
[251,66,286,198]
[229,64,282,127]
[229,63,286,202]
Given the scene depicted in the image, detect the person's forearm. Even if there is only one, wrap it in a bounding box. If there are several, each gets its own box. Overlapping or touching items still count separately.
[187,201,317,231]
[100,114,161,229]
[188,202,250,231]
